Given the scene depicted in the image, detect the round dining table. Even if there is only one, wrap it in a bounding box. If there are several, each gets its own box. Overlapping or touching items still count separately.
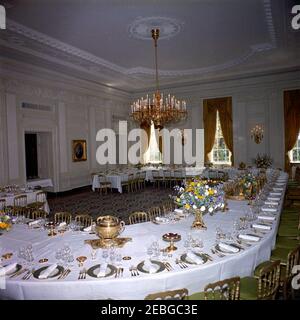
[0,174,287,300]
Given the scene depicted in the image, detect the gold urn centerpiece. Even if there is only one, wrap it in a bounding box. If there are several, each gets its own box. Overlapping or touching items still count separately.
[95,215,125,240]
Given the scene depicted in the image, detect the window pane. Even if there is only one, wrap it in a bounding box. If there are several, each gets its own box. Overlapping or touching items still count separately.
[210,111,231,165]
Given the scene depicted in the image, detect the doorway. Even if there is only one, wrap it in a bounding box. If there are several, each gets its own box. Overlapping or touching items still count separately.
[25,133,39,179]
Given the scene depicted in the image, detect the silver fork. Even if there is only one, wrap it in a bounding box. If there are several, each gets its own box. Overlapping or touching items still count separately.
[133,267,139,276]
[211,249,225,258]
[129,266,135,276]
[24,268,35,280]
[176,258,187,268]
[58,268,70,280]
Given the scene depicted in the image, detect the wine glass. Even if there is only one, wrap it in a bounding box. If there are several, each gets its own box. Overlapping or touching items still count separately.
[102,249,109,263]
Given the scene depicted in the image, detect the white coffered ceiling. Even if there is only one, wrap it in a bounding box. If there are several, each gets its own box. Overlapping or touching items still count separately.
[0,0,299,92]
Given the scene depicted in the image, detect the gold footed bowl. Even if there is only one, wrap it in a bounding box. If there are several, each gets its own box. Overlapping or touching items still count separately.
[191,209,207,230]
[95,215,125,240]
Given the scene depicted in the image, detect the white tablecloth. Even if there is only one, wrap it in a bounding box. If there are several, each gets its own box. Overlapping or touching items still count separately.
[26,179,53,188]
[0,191,50,213]
[0,173,287,300]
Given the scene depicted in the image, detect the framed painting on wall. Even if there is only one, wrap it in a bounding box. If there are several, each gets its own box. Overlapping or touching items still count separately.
[72,140,87,162]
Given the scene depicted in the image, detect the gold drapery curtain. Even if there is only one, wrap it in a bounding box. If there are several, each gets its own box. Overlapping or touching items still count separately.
[203,97,234,165]
[154,124,163,154]
[203,101,217,163]
[284,89,300,173]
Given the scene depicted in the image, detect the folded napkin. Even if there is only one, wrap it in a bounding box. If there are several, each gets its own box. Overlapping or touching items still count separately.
[261,207,277,212]
[218,243,239,253]
[96,263,108,278]
[174,209,184,214]
[258,215,276,221]
[265,201,278,206]
[143,259,159,274]
[186,251,204,264]
[58,222,67,228]
[155,217,169,223]
[0,263,18,276]
[273,187,283,191]
[29,219,42,227]
[267,197,280,201]
[83,225,92,232]
[252,224,271,231]
[275,183,285,186]
[270,192,281,196]
[238,234,260,242]
[38,264,58,279]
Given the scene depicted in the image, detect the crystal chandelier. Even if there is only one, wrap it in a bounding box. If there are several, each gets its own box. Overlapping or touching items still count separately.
[251,125,264,144]
[130,29,187,129]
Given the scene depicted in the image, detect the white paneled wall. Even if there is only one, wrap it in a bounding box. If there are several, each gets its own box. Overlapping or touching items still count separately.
[0,72,130,192]
[0,65,299,191]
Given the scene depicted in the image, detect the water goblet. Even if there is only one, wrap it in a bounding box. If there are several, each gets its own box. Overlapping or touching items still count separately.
[102,249,109,263]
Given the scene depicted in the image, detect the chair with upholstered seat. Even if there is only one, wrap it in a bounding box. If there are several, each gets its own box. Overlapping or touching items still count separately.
[188,277,240,300]
[129,211,148,225]
[54,212,72,224]
[138,171,146,190]
[13,195,28,217]
[275,236,300,249]
[148,207,163,220]
[162,201,174,214]
[163,170,172,188]
[152,170,163,188]
[0,198,6,211]
[75,214,93,228]
[31,209,48,220]
[240,260,280,300]
[27,191,47,211]
[145,288,188,300]
[98,175,112,194]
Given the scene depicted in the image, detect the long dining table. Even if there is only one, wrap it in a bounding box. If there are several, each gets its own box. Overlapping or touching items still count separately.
[0,173,287,300]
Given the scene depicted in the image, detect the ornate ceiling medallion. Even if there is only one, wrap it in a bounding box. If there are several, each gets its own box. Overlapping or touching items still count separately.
[128,16,184,40]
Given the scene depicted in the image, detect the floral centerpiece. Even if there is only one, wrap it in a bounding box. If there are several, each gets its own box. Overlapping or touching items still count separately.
[253,153,273,169]
[174,180,225,229]
[224,172,265,201]
[0,210,12,232]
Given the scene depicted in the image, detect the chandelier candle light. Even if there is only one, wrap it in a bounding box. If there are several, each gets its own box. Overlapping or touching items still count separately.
[130,29,187,129]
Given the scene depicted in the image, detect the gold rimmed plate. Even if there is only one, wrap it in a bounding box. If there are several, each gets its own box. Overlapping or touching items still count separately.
[137,260,165,274]
[215,243,241,254]
[33,265,64,280]
[181,252,208,265]
[3,264,22,276]
[87,264,117,278]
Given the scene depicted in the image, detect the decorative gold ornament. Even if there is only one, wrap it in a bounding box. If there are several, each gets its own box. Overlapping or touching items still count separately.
[251,125,264,144]
[191,209,207,230]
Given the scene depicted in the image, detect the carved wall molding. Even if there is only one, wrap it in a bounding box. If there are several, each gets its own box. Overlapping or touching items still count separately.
[2,77,129,108]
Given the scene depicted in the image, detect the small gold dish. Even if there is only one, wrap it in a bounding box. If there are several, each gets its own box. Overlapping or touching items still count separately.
[39,258,48,263]
[122,256,131,260]
[76,256,87,263]
[2,252,13,260]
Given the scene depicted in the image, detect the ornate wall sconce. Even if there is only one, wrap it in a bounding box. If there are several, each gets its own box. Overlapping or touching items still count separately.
[251,125,264,144]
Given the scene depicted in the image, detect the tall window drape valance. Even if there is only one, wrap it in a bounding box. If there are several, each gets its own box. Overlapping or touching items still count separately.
[284,89,300,173]
[203,97,234,165]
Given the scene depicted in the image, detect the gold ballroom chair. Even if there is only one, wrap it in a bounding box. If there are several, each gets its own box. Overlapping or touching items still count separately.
[145,288,188,300]
[129,211,148,225]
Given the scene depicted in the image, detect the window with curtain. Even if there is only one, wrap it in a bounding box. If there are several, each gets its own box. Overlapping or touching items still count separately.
[289,132,300,163]
[210,111,231,165]
[144,122,162,163]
